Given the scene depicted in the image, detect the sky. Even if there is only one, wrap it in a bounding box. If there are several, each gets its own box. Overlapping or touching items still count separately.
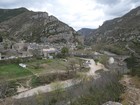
[0,0,140,30]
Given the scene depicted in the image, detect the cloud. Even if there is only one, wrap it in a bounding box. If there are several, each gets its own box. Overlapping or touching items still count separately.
[95,0,120,5]
[0,0,140,30]
[102,0,140,20]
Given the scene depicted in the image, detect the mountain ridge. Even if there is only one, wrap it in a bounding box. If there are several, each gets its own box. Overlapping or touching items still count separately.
[77,28,94,37]
[0,7,82,44]
[84,6,140,54]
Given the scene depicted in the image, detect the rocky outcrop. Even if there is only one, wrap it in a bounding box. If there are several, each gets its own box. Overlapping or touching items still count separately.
[0,7,82,44]
[102,101,122,105]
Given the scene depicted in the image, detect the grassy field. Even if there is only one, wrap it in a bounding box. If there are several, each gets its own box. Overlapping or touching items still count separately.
[0,64,32,80]
[0,59,68,80]
[0,58,85,81]
[26,59,68,74]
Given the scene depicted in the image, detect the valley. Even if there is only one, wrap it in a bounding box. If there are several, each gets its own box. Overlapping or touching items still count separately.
[0,5,140,105]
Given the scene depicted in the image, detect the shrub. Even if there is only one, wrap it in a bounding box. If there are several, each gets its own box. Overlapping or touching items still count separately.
[98,54,109,66]
[125,54,140,77]
[71,72,124,105]
[61,47,69,58]
[0,80,18,98]
[105,45,128,55]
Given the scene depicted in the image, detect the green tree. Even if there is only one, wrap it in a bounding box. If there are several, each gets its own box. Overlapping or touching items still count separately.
[61,47,69,57]
[126,39,140,77]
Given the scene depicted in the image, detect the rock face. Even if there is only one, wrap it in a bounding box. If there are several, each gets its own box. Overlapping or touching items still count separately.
[0,7,82,44]
[85,6,140,49]
[77,28,94,37]
[102,101,122,105]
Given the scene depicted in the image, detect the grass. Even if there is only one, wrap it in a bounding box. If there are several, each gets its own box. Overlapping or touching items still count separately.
[0,59,68,80]
[0,64,32,80]
[0,58,84,81]
[26,59,68,74]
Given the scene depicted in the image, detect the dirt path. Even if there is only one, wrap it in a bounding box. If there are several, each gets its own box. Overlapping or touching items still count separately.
[121,75,140,105]
[13,79,80,99]
[87,59,105,76]
[13,58,105,99]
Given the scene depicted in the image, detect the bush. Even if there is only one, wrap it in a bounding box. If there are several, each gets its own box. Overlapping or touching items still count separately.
[71,72,124,105]
[98,54,109,66]
[56,47,69,58]
[31,76,41,87]
[125,55,140,77]
[31,72,76,87]
[0,80,18,98]
[61,47,69,58]
[76,45,84,50]
[56,53,63,58]
[105,45,128,55]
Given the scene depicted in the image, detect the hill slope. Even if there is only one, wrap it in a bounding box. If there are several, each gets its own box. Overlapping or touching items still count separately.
[0,7,82,44]
[77,28,94,37]
[0,7,28,23]
[85,6,140,54]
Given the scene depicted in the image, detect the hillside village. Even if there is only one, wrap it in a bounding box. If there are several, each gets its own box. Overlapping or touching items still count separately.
[0,39,78,60]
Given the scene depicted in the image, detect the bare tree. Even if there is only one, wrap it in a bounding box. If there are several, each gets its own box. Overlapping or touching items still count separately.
[66,58,77,74]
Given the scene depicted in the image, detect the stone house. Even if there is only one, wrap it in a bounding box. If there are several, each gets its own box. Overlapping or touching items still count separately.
[42,48,57,58]
[12,42,28,52]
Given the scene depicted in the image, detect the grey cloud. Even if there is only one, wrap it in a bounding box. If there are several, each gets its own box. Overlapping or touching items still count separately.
[0,0,46,9]
[96,0,120,5]
[103,0,140,17]
[130,0,140,3]
[0,0,140,30]
[0,0,28,8]
[105,5,131,17]
[95,0,140,17]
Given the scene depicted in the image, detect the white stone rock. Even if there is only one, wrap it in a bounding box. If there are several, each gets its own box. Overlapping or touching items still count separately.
[19,63,27,68]
[102,101,122,105]
[108,57,114,64]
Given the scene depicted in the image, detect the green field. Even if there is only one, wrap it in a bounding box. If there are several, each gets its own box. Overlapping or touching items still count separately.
[0,64,32,80]
[26,59,67,74]
[0,58,83,81]
[0,59,68,80]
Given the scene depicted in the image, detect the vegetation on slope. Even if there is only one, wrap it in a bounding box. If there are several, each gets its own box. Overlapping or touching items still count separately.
[71,71,124,105]
[125,39,140,77]
[0,7,27,23]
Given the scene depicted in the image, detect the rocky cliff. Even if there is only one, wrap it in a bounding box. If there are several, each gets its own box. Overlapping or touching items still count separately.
[0,7,82,44]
